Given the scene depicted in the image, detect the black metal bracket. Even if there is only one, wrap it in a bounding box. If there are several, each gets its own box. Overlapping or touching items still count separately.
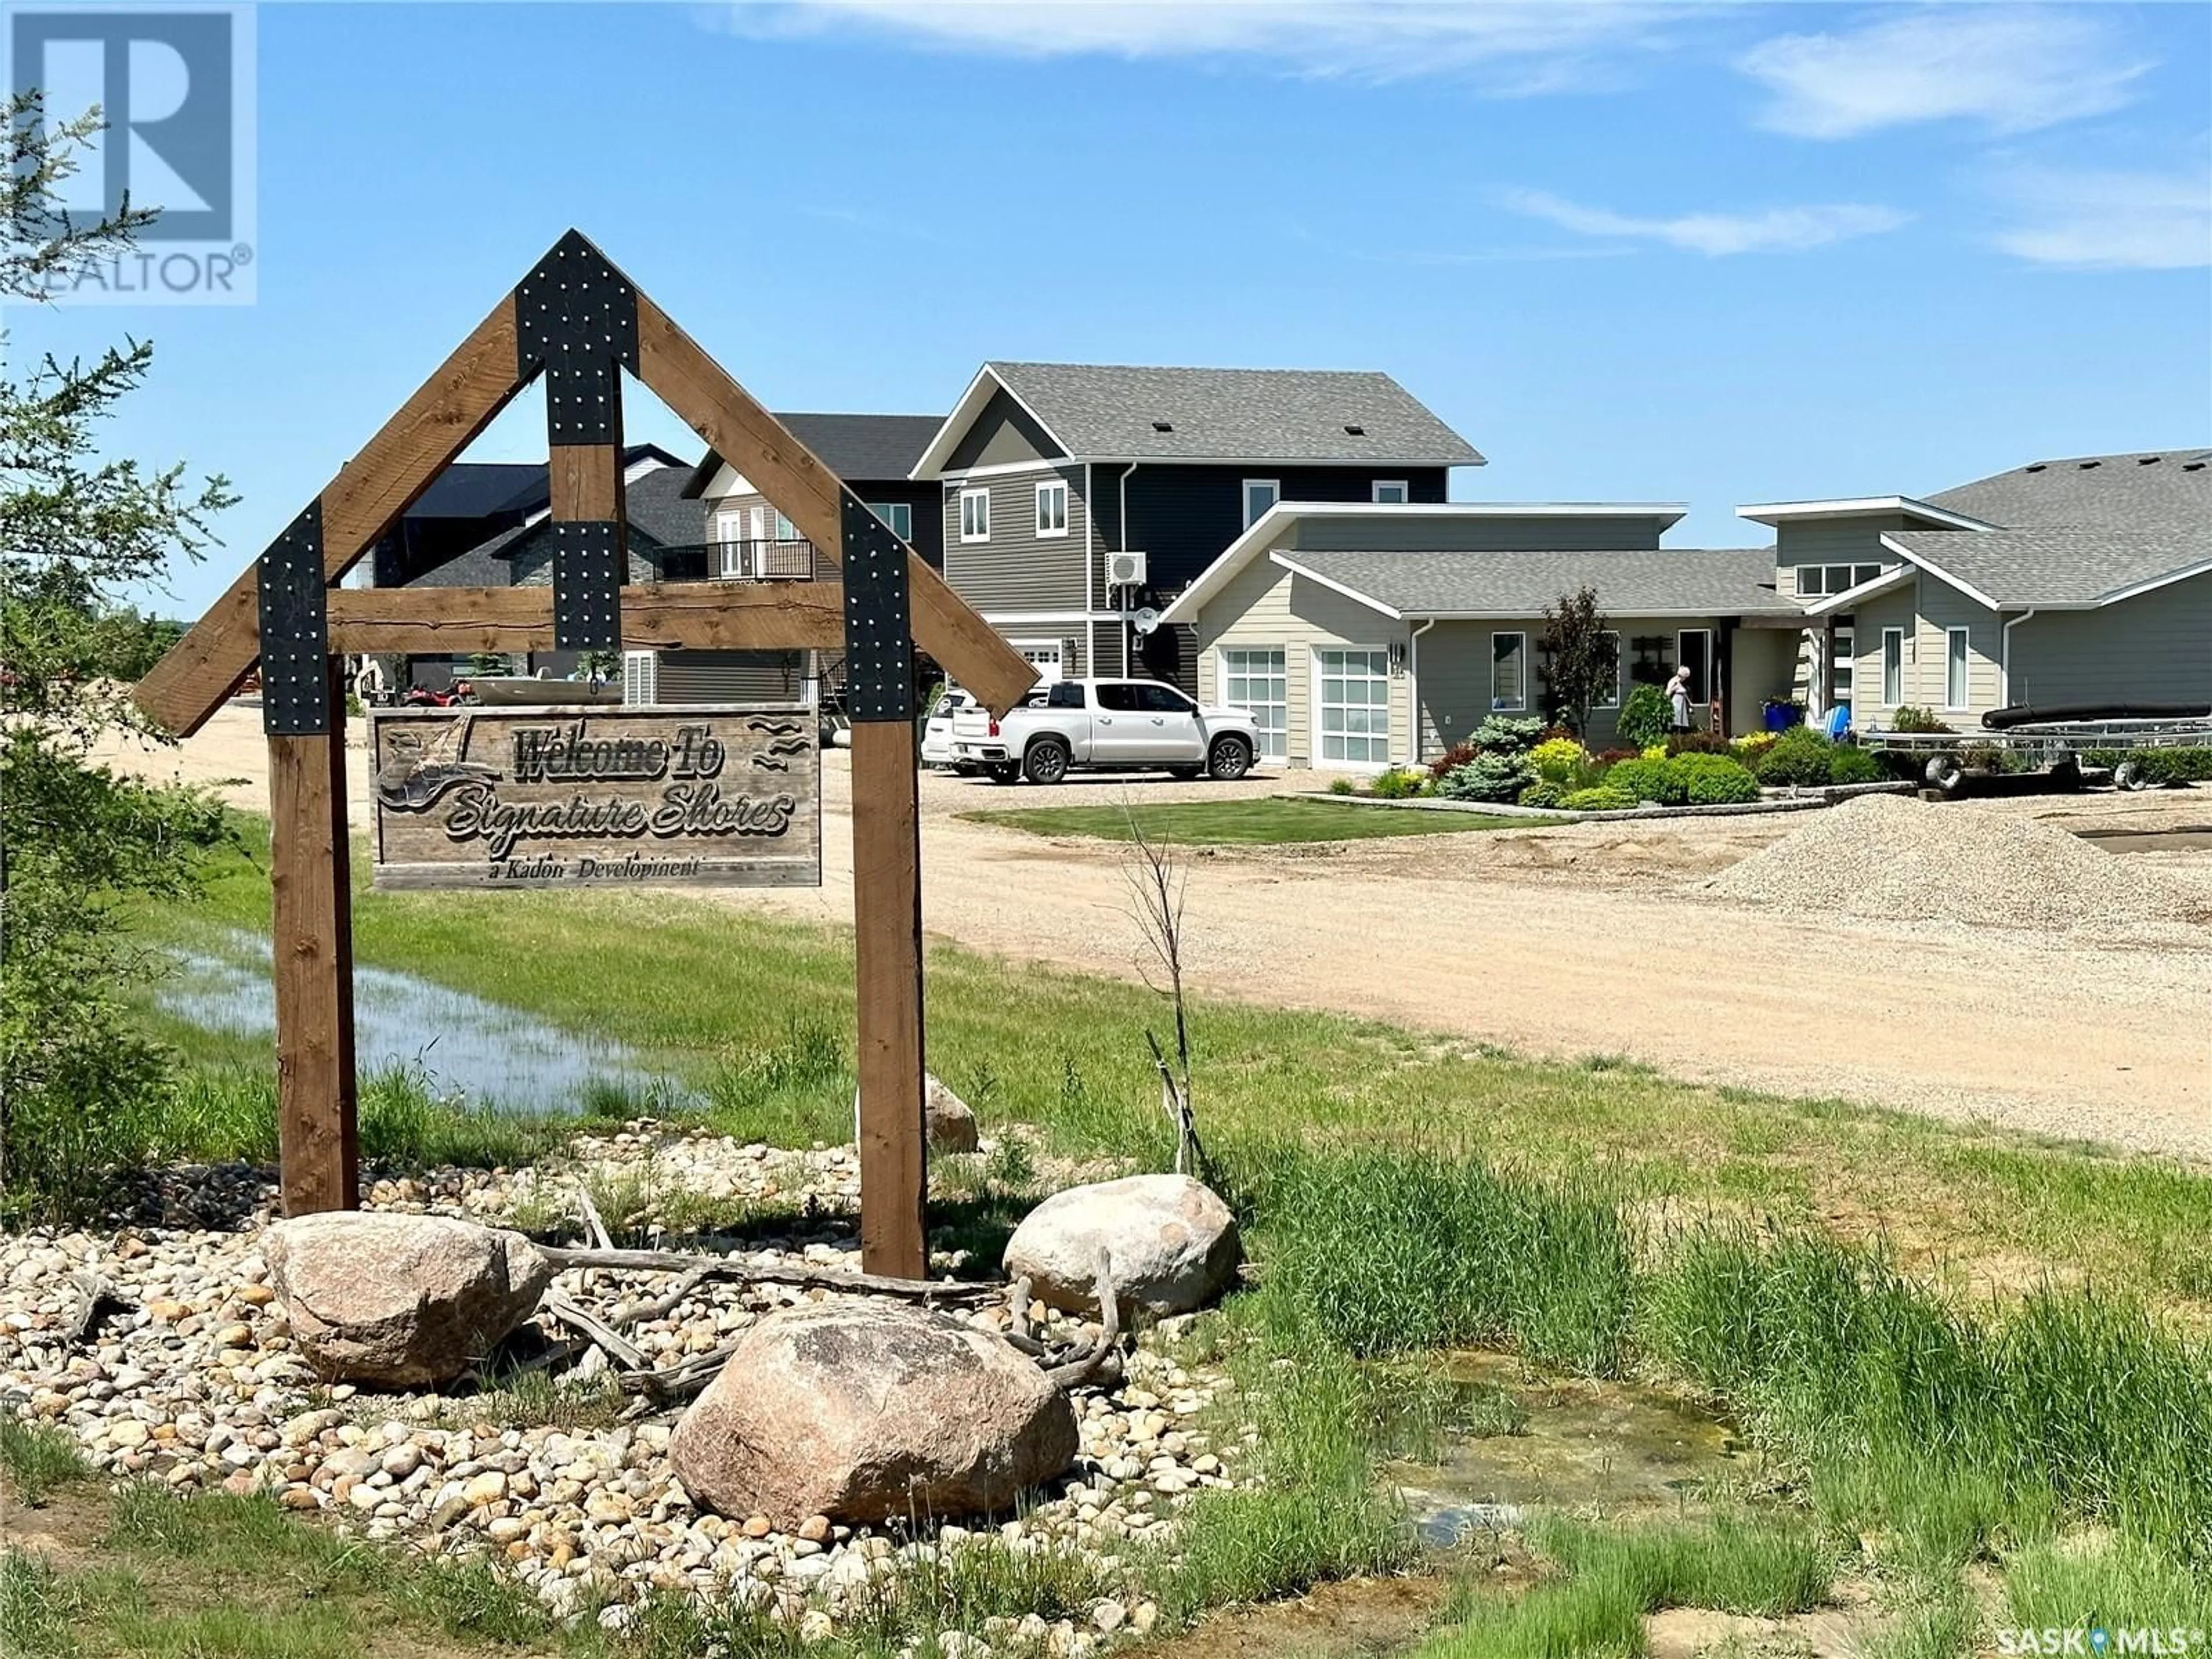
[257,502,332,737]
[840,495,914,723]
[516,230,638,445]
[552,521,623,652]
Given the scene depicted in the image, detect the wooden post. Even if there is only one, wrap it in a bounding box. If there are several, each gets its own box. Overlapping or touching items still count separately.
[849,722,928,1279]
[268,660,358,1214]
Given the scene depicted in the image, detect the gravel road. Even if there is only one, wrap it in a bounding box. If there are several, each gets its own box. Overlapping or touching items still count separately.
[101,705,2212,1163]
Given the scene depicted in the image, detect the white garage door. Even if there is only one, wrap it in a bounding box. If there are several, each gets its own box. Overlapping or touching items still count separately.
[1219,647,1287,761]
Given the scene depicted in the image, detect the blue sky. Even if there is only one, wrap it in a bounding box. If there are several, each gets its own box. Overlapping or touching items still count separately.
[10,1,2210,619]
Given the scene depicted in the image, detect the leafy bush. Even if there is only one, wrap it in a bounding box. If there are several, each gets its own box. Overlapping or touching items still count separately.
[1426,740,1478,782]
[1670,752,1762,804]
[1529,737,1588,785]
[1827,744,1885,785]
[1594,747,1640,766]
[1327,777,1354,796]
[1368,767,1423,800]
[1561,786,1638,811]
[1892,705,1953,733]
[1664,730,1729,756]
[1470,714,1547,753]
[1617,683,1673,749]
[1752,728,1836,787]
[1603,757,1688,805]
[1518,781,1567,809]
[1730,732,1778,758]
[2119,746,2212,787]
[1437,751,1535,802]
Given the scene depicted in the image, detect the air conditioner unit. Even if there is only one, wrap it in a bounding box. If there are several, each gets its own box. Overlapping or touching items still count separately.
[1106,550,1148,588]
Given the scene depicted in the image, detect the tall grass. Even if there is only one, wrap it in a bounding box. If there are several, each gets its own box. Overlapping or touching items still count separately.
[1419,1514,1835,1658]
[1639,1226,2212,1565]
[1248,1144,1634,1374]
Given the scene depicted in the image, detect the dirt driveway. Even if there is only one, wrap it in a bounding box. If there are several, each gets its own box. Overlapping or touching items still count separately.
[104,704,2212,1162]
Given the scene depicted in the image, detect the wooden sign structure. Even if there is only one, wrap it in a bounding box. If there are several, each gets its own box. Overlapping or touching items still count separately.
[366,704,822,890]
[132,230,1035,1279]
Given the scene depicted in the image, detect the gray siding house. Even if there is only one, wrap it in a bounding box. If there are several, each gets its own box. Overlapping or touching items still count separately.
[909,362,1482,690]
[1741,449,2212,728]
[1160,503,1800,767]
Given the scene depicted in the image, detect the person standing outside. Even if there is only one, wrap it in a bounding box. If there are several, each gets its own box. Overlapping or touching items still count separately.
[1666,664,1695,734]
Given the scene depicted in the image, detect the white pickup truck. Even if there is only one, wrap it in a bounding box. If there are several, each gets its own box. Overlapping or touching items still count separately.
[949,678,1261,785]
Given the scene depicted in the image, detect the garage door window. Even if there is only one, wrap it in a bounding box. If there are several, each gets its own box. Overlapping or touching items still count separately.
[1316,647,1390,766]
[1220,647,1287,761]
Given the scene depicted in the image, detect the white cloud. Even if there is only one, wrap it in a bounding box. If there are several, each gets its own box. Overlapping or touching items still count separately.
[1991,166,2212,270]
[1737,8,2149,139]
[714,1,1688,86]
[1499,188,1908,256]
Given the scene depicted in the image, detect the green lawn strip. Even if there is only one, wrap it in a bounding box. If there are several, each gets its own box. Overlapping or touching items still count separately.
[957,797,1544,844]
[108,813,2212,1317]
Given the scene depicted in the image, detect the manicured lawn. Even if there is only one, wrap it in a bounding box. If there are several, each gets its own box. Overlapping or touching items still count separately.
[958,797,1546,844]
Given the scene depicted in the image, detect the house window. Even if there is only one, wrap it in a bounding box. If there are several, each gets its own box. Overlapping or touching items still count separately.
[772,511,798,543]
[1490,631,1527,711]
[1372,479,1408,504]
[1796,562,1887,598]
[1881,628,1903,706]
[714,511,747,579]
[622,651,658,705]
[1220,646,1287,762]
[867,501,912,541]
[1594,631,1622,708]
[960,487,991,543]
[1316,647,1390,766]
[1832,625,1855,703]
[1243,478,1279,529]
[1945,627,1970,710]
[1035,480,1069,538]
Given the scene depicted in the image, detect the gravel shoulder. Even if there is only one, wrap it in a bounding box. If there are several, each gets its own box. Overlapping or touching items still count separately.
[104,704,2212,1163]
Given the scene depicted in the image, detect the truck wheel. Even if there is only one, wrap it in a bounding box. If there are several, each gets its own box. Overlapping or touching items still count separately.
[1023,740,1070,785]
[1206,736,1253,781]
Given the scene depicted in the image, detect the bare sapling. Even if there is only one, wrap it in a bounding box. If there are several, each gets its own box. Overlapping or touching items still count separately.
[1122,806,1210,1180]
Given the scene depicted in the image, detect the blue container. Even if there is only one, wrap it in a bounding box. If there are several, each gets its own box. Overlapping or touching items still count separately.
[1762,700,1805,733]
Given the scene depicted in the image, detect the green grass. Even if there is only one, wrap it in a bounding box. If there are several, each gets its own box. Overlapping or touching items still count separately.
[104,813,2212,1326]
[1415,1514,1835,1657]
[959,797,1541,844]
[0,1417,90,1507]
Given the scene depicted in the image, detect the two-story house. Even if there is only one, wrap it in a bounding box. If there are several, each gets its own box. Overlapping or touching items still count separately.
[908,363,1483,691]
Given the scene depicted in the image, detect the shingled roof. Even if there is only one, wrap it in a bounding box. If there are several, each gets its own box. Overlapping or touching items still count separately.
[1925,449,2212,533]
[415,462,707,588]
[683,413,944,498]
[914,362,1482,475]
[1271,546,1795,620]
[1883,526,2212,609]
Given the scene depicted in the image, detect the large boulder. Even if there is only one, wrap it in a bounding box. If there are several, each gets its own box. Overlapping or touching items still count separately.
[1003,1174,1240,1317]
[669,1302,1077,1526]
[925,1074,980,1154]
[848,1072,982,1154]
[266,1213,554,1388]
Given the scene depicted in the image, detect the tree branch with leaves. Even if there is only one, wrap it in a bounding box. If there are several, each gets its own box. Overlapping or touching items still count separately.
[1540,585,1613,739]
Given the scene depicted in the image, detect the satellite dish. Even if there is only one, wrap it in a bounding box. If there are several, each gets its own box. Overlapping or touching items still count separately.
[1132,607,1162,636]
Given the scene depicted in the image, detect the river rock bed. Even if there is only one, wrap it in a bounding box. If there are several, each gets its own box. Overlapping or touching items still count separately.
[1,1125,1237,1654]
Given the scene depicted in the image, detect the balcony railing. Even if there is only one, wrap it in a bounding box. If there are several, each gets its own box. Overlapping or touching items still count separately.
[652,539,819,583]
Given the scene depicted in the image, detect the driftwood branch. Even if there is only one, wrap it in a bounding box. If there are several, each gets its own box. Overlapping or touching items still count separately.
[66,1271,123,1347]
[576,1185,615,1251]
[1043,1253,1121,1392]
[537,1243,996,1304]
[542,1293,649,1372]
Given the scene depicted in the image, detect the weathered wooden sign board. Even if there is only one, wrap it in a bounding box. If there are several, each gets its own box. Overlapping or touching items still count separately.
[367,706,821,890]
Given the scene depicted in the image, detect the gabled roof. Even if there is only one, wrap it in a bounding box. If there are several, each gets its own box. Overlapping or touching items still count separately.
[911,361,1483,478]
[1162,501,1689,623]
[412,461,703,588]
[1880,528,2212,611]
[683,414,944,498]
[405,445,684,521]
[1923,449,2212,532]
[1257,547,1794,622]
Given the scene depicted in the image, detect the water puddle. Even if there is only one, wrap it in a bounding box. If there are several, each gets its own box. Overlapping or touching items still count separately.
[155,929,687,1114]
[1382,1351,1748,1547]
